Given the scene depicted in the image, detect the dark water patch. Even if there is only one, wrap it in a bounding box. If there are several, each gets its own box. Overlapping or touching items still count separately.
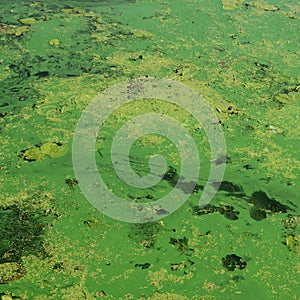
[247,191,292,221]
[231,275,245,282]
[249,207,267,221]
[134,262,151,269]
[163,166,203,194]
[169,236,193,255]
[162,166,178,184]
[127,222,162,248]
[176,181,203,194]
[0,205,48,264]
[65,178,79,191]
[192,204,240,220]
[0,77,41,115]
[154,208,169,216]
[243,164,254,170]
[212,154,231,165]
[0,103,9,108]
[250,191,289,212]
[170,259,194,272]
[222,254,247,271]
[127,194,155,203]
[218,181,244,194]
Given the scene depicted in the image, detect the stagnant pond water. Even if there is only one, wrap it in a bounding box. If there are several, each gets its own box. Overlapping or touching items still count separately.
[0,0,299,299]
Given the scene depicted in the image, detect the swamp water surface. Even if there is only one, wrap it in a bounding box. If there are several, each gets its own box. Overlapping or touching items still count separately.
[0,0,299,299]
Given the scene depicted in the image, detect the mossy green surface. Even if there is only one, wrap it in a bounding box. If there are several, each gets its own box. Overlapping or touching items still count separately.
[0,0,299,299]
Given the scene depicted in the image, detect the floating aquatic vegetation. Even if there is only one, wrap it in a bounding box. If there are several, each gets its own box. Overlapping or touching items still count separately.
[147,292,187,300]
[0,292,22,300]
[283,214,299,231]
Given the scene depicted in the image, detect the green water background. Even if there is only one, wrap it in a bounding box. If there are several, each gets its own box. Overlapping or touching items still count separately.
[0,0,299,299]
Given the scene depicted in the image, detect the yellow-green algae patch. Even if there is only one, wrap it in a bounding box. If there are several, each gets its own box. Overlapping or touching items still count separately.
[0,262,23,284]
[40,142,68,158]
[19,18,36,25]
[222,0,244,10]
[21,142,68,161]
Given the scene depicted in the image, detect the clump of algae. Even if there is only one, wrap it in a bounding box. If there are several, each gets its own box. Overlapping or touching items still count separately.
[40,142,68,158]
[22,142,68,161]
[147,292,187,300]
[0,262,23,284]
[21,147,43,161]
[222,0,244,10]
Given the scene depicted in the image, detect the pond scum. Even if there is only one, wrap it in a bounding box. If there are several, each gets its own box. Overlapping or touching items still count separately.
[0,0,299,299]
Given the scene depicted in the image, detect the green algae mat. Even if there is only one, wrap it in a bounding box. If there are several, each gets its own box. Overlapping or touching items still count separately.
[0,0,299,299]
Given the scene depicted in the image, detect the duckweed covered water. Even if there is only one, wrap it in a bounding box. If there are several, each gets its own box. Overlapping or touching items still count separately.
[0,0,299,299]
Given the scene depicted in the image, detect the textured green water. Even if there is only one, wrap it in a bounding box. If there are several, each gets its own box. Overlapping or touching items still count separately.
[0,0,299,299]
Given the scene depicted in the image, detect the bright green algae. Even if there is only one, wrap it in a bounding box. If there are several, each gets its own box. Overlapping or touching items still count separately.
[0,0,299,299]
